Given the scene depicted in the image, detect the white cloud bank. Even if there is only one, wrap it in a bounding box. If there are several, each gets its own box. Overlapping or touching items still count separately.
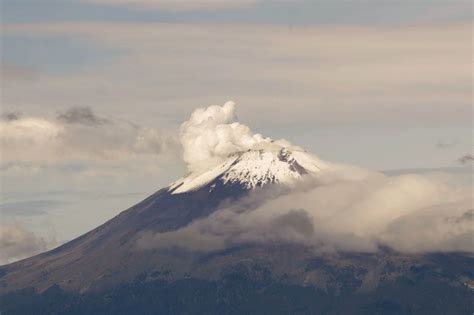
[0,106,178,163]
[139,103,474,253]
[141,164,473,253]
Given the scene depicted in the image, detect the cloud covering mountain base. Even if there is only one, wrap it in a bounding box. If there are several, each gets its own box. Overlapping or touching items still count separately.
[1,101,472,259]
[140,168,473,253]
[139,102,473,254]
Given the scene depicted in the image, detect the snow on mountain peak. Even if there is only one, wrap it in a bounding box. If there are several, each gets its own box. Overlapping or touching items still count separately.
[169,147,328,194]
[169,101,331,194]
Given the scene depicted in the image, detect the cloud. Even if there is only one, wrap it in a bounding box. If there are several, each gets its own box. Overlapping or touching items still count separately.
[435,140,456,149]
[108,101,473,254]
[139,164,473,253]
[0,225,48,265]
[57,106,109,126]
[1,111,21,121]
[0,106,179,163]
[82,0,258,11]
[2,22,471,128]
[381,207,473,253]
[180,101,298,171]
[0,116,63,162]
[458,154,474,165]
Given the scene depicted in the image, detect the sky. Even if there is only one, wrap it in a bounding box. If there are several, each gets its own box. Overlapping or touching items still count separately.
[0,0,472,263]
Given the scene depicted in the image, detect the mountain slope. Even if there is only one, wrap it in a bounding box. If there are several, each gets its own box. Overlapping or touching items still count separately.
[0,147,473,315]
[0,147,327,293]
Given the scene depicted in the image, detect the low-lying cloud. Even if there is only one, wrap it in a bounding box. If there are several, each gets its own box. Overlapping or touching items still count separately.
[2,102,472,258]
[139,168,473,253]
[0,224,49,265]
[139,103,473,254]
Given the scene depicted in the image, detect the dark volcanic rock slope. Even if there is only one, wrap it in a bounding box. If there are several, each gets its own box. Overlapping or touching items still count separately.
[0,148,325,293]
[0,181,248,293]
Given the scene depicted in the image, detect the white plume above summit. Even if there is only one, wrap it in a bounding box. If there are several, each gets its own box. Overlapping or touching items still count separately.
[173,101,329,194]
[180,101,302,172]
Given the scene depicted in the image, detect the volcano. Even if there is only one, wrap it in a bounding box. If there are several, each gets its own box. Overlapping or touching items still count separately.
[0,147,328,292]
[0,147,473,314]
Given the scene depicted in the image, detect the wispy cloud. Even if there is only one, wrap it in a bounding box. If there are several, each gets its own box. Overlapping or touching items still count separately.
[0,106,179,163]
[57,106,109,126]
[2,22,471,127]
[458,154,474,165]
[0,224,50,264]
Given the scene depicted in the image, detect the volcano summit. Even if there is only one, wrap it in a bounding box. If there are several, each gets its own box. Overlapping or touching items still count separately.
[170,147,328,194]
[0,103,472,315]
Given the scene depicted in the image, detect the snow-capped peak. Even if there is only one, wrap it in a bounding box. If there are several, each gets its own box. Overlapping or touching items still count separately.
[169,147,328,194]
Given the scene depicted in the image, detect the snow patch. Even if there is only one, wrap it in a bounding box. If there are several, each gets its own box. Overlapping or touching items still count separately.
[169,156,238,194]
